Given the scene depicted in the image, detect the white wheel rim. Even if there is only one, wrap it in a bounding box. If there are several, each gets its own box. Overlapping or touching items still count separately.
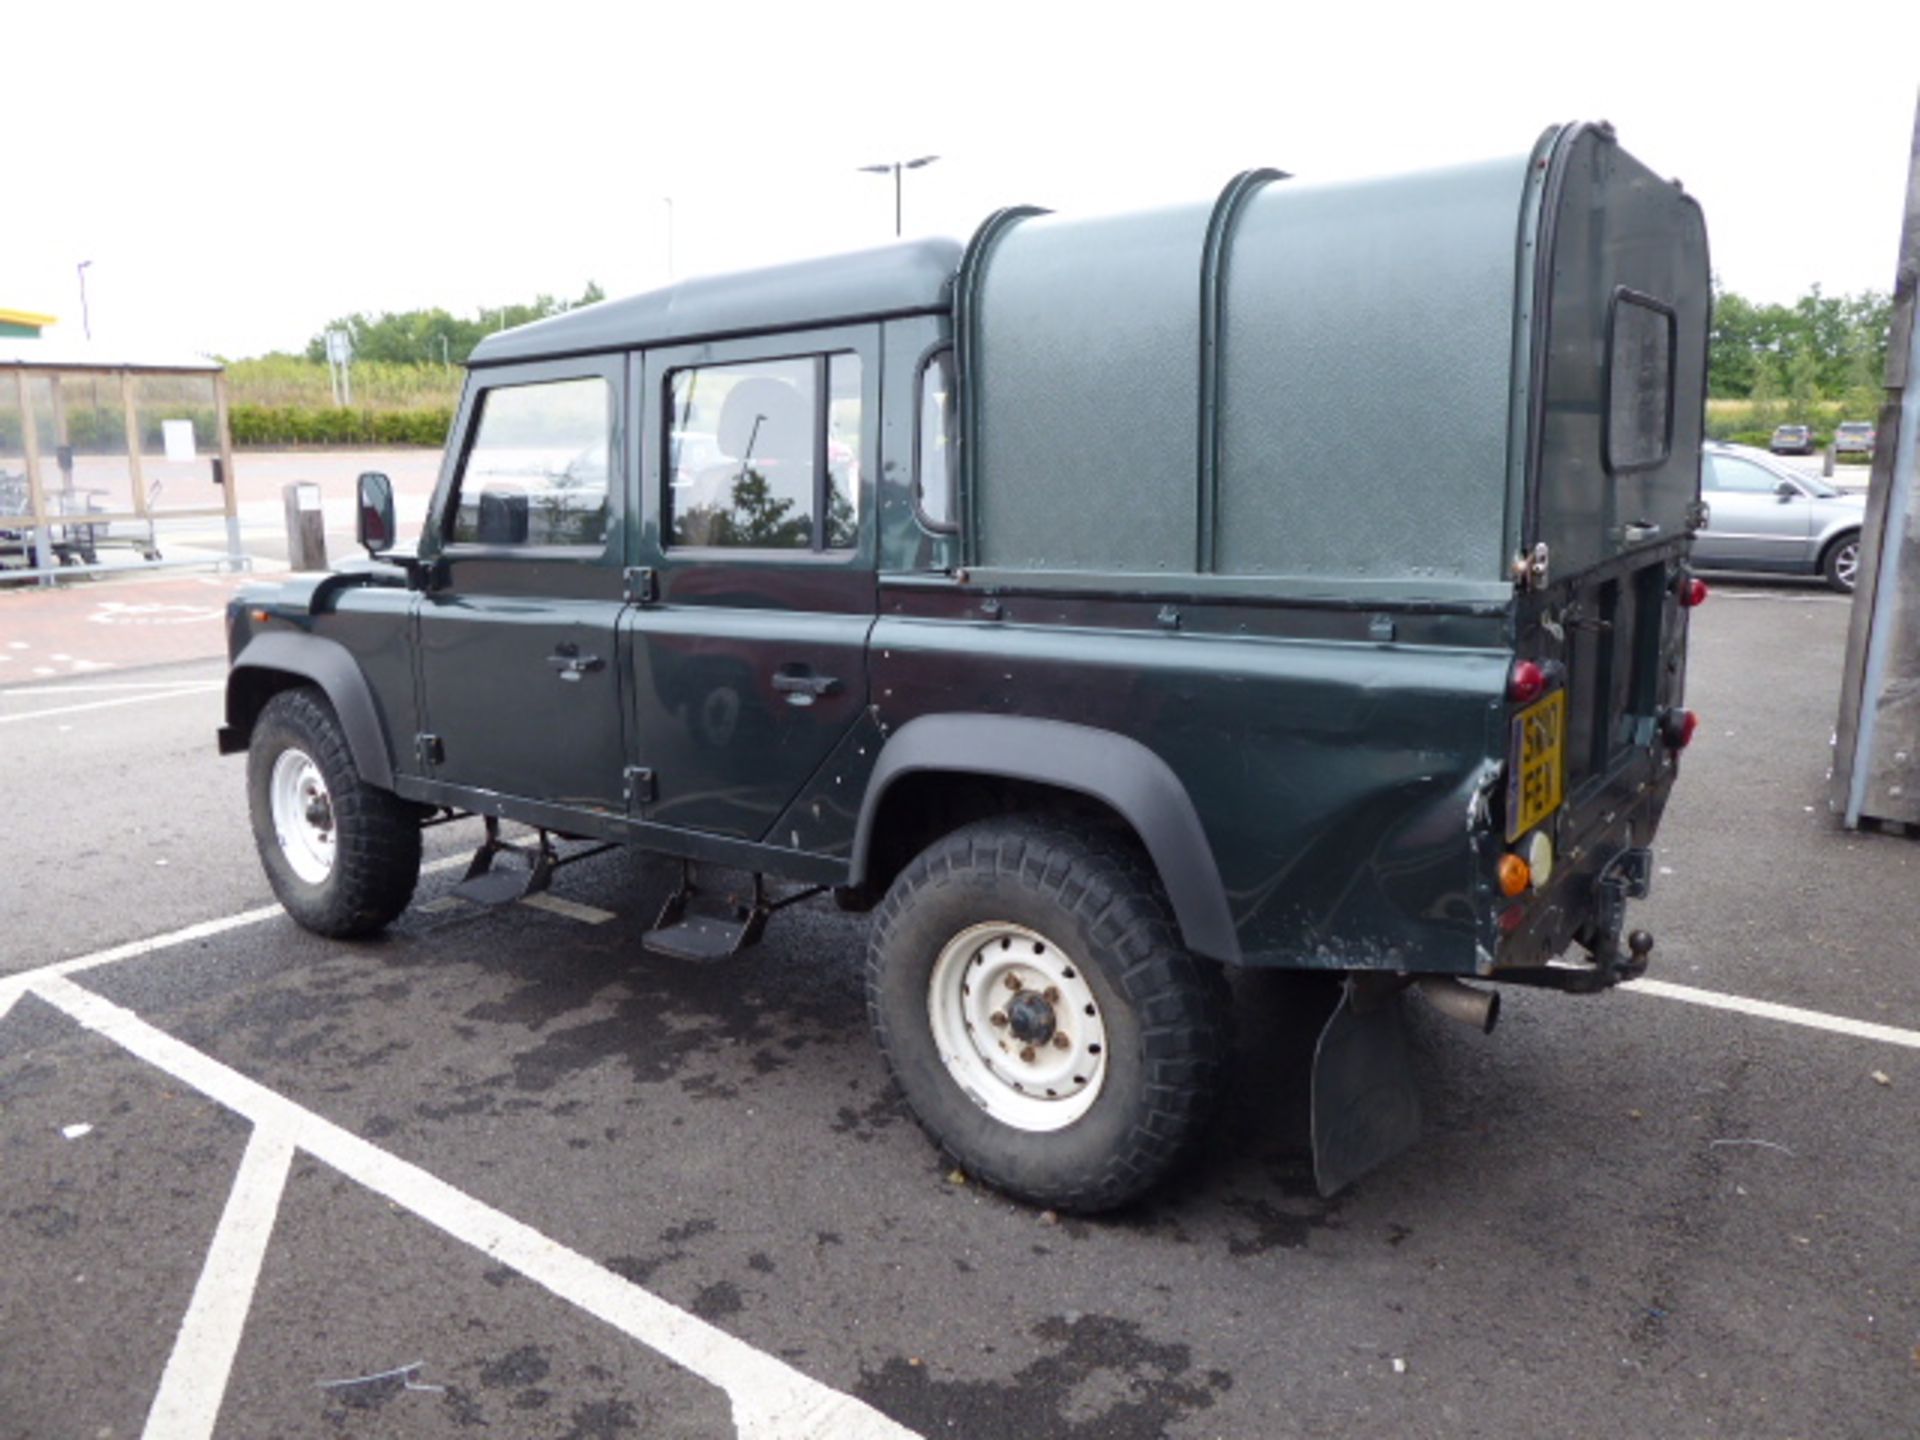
[926,922,1108,1132]
[1835,542,1859,589]
[269,748,335,884]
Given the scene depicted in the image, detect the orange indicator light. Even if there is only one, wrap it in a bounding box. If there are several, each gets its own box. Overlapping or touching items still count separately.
[1498,853,1531,897]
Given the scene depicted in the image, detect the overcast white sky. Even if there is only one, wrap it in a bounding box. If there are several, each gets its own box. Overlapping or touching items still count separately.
[8,0,1918,359]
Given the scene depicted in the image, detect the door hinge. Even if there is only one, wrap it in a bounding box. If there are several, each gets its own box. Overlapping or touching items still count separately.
[1511,541,1550,591]
[624,566,658,604]
[623,765,656,805]
[1685,498,1711,533]
[415,733,444,768]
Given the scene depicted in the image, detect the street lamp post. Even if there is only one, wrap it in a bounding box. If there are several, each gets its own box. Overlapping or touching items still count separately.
[858,156,940,237]
[77,260,93,340]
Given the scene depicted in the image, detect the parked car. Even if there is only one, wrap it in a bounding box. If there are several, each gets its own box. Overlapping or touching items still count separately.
[1769,423,1814,455]
[1693,441,1865,591]
[219,122,1710,1210]
[1834,421,1876,457]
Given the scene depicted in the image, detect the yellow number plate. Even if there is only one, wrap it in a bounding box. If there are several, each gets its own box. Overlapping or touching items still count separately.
[1506,690,1566,841]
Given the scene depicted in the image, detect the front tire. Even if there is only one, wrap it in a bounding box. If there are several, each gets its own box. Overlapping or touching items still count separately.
[866,817,1228,1212]
[247,687,421,937]
[1823,532,1861,593]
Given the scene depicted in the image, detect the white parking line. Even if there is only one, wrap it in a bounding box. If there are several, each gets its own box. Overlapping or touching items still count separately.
[1625,977,1920,1050]
[0,684,224,724]
[1705,589,1850,605]
[0,854,474,1009]
[142,1126,295,1440]
[4,682,223,695]
[32,975,918,1440]
[0,904,287,1011]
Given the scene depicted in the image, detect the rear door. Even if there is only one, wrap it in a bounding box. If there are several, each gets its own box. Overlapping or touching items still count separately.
[1521,126,1708,816]
[416,357,630,815]
[626,325,879,841]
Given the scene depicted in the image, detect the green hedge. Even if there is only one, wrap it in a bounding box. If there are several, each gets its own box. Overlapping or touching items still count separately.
[1,405,451,451]
[228,405,452,447]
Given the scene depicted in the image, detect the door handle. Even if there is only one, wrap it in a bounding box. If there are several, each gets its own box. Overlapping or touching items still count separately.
[547,646,605,682]
[1622,520,1662,544]
[771,669,840,704]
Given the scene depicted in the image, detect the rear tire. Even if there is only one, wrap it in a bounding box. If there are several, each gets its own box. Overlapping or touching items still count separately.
[866,816,1229,1212]
[247,687,421,937]
[1823,532,1861,594]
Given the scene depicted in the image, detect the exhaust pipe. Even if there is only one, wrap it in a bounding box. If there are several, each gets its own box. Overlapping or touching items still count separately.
[1413,976,1500,1034]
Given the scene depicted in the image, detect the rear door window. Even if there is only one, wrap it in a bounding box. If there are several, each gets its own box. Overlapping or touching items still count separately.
[666,353,862,551]
[1605,290,1675,474]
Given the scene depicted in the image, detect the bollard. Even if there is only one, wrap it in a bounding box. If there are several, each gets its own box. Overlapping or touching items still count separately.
[283,482,328,571]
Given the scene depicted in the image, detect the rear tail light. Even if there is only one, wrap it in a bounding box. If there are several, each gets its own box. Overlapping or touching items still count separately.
[1677,574,1709,608]
[1508,660,1547,705]
[1661,708,1699,750]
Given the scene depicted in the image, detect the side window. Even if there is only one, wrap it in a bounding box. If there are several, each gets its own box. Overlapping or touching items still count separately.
[666,352,863,551]
[915,349,957,532]
[450,377,613,548]
[1606,290,1675,473]
[1703,455,1784,495]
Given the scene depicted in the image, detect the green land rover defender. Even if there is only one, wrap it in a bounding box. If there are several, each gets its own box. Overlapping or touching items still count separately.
[222,122,1710,1209]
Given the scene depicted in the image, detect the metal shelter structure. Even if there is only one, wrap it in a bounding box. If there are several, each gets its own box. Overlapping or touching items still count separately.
[1,345,246,582]
[1832,94,1920,828]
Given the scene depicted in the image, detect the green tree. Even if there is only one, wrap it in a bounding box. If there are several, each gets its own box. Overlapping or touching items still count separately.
[1785,347,1821,423]
[1709,284,1762,397]
[305,282,604,366]
[1749,353,1783,432]
[1841,348,1884,423]
[1710,281,1892,402]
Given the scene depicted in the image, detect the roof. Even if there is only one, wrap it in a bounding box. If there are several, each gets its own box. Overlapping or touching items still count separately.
[0,308,57,329]
[469,238,963,367]
[0,341,222,373]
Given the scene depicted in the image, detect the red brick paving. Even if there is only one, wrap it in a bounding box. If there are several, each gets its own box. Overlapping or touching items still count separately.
[0,569,259,684]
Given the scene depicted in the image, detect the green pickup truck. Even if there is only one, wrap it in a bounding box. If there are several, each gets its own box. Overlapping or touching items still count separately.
[221,121,1710,1210]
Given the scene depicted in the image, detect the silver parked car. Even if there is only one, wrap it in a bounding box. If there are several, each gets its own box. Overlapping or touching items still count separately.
[1834,421,1876,457]
[1693,442,1865,592]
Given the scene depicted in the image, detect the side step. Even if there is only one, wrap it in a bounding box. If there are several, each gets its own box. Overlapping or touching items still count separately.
[450,818,617,907]
[641,863,824,961]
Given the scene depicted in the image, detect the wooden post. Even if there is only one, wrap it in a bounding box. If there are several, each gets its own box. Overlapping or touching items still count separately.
[121,369,150,519]
[14,368,51,574]
[282,482,328,571]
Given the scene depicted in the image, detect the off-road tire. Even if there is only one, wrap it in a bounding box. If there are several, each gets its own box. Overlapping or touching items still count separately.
[1823,531,1861,594]
[866,816,1229,1212]
[247,686,421,937]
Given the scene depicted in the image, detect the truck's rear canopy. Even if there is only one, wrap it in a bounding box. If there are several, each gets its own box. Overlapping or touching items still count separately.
[959,123,1708,599]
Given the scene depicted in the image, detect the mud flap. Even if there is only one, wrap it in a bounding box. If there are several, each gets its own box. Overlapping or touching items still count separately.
[1310,980,1422,1197]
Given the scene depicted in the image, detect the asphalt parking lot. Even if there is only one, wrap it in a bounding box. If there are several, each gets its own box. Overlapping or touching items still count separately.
[2,577,1916,1438]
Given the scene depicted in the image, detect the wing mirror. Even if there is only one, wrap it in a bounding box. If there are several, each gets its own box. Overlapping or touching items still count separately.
[356,472,396,554]
[1775,480,1800,502]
